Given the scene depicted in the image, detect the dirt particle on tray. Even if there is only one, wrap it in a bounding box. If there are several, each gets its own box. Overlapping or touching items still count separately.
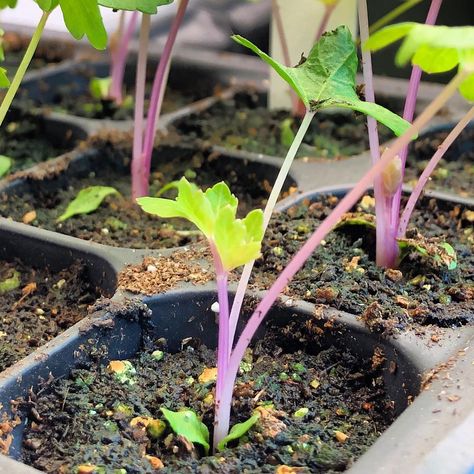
[118,248,214,295]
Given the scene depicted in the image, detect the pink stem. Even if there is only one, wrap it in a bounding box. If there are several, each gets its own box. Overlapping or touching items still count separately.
[390,0,443,237]
[210,242,231,451]
[357,0,397,268]
[315,4,336,42]
[109,11,139,104]
[133,0,189,198]
[398,106,474,236]
[271,0,291,67]
[217,72,464,437]
[131,13,151,201]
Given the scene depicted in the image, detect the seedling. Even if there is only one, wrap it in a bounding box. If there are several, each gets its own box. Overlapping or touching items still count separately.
[0,0,107,131]
[0,155,12,177]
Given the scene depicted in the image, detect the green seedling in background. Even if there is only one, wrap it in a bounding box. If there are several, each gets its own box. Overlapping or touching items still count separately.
[365,23,474,100]
[57,186,119,222]
[0,269,20,294]
[89,76,113,100]
[0,155,12,177]
[161,407,210,453]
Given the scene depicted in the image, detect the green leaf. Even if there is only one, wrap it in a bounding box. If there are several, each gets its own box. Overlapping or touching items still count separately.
[0,155,12,177]
[0,68,9,88]
[232,27,410,137]
[57,186,118,222]
[217,413,260,451]
[89,76,112,100]
[161,407,210,453]
[0,0,18,8]
[397,235,457,270]
[365,23,474,100]
[98,0,173,14]
[334,212,376,230]
[34,0,59,12]
[137,178,263,271]
[58,0,108,49]
[280,118,295,147]
[0,269,20,295]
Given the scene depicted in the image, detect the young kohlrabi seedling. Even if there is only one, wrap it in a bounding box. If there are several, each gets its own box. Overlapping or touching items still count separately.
[228,26,410,363]
[0,0,107,129]
[137,178,264,450]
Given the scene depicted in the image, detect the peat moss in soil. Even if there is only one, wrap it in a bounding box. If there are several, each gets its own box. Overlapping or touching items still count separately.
[171,91,399,159]
[251,194,474,332]
[20,324,395,473]
[405,126,474,198]
[0,136,291,249]
[0,110,74,174]
[0,260,101,372]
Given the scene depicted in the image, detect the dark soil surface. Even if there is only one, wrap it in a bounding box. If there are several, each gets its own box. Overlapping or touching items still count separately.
[0,134,293,249]
[45,82,199,121]
[171,91,401,159]
[252,194,474,332]
[0,260,101,373]
[405,126,474,198]
[0,110,73,175]
[20,323,395,473]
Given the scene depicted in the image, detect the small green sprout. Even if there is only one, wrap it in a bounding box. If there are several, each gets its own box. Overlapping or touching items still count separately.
[151,350,164,361]
[0,269,20,294]
[161,407,210,453]
[280,118,295,147]
[0,155,12,177]
[397,236,458,270]
[137,178,264,271]
[89,77,112,101]
[293,407,309,418]
[57,186,119,222]
[216,412,260,451]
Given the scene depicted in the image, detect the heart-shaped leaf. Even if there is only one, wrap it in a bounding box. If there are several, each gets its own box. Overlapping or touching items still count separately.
[57,186,118,222]
[232,27,410,137]
[0,0,18,8]
[99,0,173,14]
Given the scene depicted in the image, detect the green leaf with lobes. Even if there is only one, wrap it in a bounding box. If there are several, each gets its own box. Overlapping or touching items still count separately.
[34,0,107,49]
[232,27,411,137]
[57,186,119,222]
[137,178,264,271]
[217,412,261,451]
[0,155,12,176]
[161,408,210,453]
[98,0,173,14]
[364,23,474,100]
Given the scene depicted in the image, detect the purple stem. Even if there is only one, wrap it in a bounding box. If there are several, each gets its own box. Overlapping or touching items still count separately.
[209,242,231,451]
[391,0,443,239]
[131,13,151,200]
[215,72,464,442]
[357,0,397,268]
[132,0,189,199]
[399,105,474,236]
[109,11,139,104]
[315,3,336,42]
